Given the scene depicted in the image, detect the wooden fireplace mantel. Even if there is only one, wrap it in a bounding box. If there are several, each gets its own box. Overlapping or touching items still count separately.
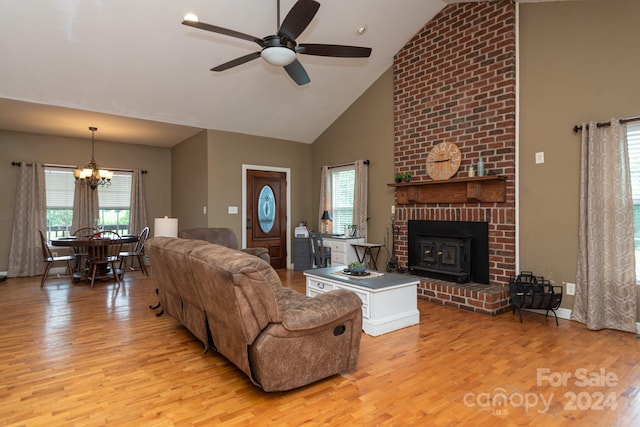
[388,176,507,204]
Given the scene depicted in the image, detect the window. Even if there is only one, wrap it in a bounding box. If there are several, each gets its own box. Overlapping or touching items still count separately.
[628,124,640,279]
[44,168,132,238]
[97,172,132,235]
[331,165,356,234]
[44,168,74,239]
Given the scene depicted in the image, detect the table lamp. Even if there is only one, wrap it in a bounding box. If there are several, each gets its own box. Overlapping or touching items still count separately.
[154,216,178,237]
[321,210,332,234]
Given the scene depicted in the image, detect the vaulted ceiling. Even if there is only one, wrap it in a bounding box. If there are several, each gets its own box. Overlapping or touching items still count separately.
[0,1,557,147]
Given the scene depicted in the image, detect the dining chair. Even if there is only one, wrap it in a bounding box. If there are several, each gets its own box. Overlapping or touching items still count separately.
[72,227,98,238]
[86,230,123,288]
[71,227,97,273]
[309,232,331,268]
[118,226,150,278]
[39,230,76,288]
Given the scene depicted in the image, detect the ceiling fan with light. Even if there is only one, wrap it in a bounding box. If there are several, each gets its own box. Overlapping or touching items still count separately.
[182,0,372,86]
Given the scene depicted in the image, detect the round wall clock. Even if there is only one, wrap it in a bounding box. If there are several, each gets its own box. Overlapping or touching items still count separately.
[426,142,462,180]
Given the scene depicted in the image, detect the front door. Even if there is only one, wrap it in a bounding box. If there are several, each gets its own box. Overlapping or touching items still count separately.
[246,169,287,269]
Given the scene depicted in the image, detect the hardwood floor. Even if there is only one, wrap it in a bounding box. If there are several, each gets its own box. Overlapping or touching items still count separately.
[1,269,639,426]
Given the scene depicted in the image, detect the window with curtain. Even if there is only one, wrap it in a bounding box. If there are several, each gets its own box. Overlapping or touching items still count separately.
[331,165,356,234]
[44,167,132,237]
[628,124,640,280]
[44,167,74,239]
[98,171,132,235]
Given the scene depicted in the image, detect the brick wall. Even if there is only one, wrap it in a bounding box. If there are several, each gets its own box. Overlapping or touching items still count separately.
[393,0,517,289]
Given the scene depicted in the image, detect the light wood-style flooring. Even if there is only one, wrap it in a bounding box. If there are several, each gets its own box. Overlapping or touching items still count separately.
[1,269,639,426]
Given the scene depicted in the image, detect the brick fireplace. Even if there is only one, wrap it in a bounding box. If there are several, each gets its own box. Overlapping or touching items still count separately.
[392,1,516,315]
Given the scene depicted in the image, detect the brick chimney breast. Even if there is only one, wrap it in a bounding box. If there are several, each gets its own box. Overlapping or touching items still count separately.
[393,0,516,295]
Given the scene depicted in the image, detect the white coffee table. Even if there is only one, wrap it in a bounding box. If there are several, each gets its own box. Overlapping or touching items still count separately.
[304,266,420,336]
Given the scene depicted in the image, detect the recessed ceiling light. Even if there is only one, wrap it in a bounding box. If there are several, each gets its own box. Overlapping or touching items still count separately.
[355,24,368,36]
[184,13,199,22]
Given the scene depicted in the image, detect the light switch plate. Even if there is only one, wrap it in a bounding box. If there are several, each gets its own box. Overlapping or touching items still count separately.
[535,152,545,164]
[228,206,238,214]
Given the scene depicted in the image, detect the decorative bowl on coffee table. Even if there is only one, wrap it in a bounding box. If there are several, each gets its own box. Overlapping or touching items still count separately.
[347,263,367,274]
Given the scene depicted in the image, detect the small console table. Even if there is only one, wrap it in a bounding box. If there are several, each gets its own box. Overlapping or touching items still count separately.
[305,266,420,336]
[351,243,384,271]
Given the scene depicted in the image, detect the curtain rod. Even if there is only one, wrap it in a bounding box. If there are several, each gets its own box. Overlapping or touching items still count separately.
[572,116,640,133]
[11,161,147,174]
[327,159,369,169]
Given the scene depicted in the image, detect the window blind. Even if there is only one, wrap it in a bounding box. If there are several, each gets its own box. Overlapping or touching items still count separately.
[628,124,640,204]
[44,167,74,208]
[44,168,132,209]
[98,172,132,208]
[331,166,355,233]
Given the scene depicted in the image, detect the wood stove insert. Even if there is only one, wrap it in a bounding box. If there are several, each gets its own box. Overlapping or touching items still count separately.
[408,220,489,284]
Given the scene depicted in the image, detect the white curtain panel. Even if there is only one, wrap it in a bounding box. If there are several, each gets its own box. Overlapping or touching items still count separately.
[129,169,148,235]
[571,119,637,332]
[353,159,369,240]
[318,166,331,233]
[8,162,46,277]
[71,183,99,232]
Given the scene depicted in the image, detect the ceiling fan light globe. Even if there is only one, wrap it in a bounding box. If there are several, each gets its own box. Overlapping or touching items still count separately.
[261,46,296,66]
[183,13,198,22]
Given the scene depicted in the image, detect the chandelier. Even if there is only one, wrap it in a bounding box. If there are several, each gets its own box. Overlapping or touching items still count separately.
[73,126,113,190]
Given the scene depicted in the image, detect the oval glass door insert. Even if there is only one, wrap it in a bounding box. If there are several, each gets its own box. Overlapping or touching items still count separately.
[258,185,276,233]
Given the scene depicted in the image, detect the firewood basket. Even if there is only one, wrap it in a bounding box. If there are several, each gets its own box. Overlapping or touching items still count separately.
[509,271,563,326]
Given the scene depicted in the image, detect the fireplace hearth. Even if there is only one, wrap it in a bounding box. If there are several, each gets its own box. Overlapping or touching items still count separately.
[408,220,489,284]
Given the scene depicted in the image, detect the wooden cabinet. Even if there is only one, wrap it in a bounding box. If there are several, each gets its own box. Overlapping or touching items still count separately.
[388,176,507,204]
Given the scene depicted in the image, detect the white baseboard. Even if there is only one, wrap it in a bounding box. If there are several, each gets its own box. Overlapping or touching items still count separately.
[555,307,572,320]
[522,307,571,320]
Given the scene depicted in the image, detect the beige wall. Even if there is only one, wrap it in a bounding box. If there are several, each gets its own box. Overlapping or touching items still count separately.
[519,0,640,310]
[168,69,393,267]
[171,130,208,231]
[0,130,171,271]
[311,67,396,250]
[203,129,312,256]
[169,69,394,267]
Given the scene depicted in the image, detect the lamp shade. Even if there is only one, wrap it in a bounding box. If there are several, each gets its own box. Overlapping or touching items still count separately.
[154,217,178,237]
[321,210,332,221]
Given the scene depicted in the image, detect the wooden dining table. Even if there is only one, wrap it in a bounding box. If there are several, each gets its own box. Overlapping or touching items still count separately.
[51,234,139,282]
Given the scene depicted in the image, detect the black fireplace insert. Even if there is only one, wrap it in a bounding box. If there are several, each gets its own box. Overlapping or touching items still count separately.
[408,220,489,284]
